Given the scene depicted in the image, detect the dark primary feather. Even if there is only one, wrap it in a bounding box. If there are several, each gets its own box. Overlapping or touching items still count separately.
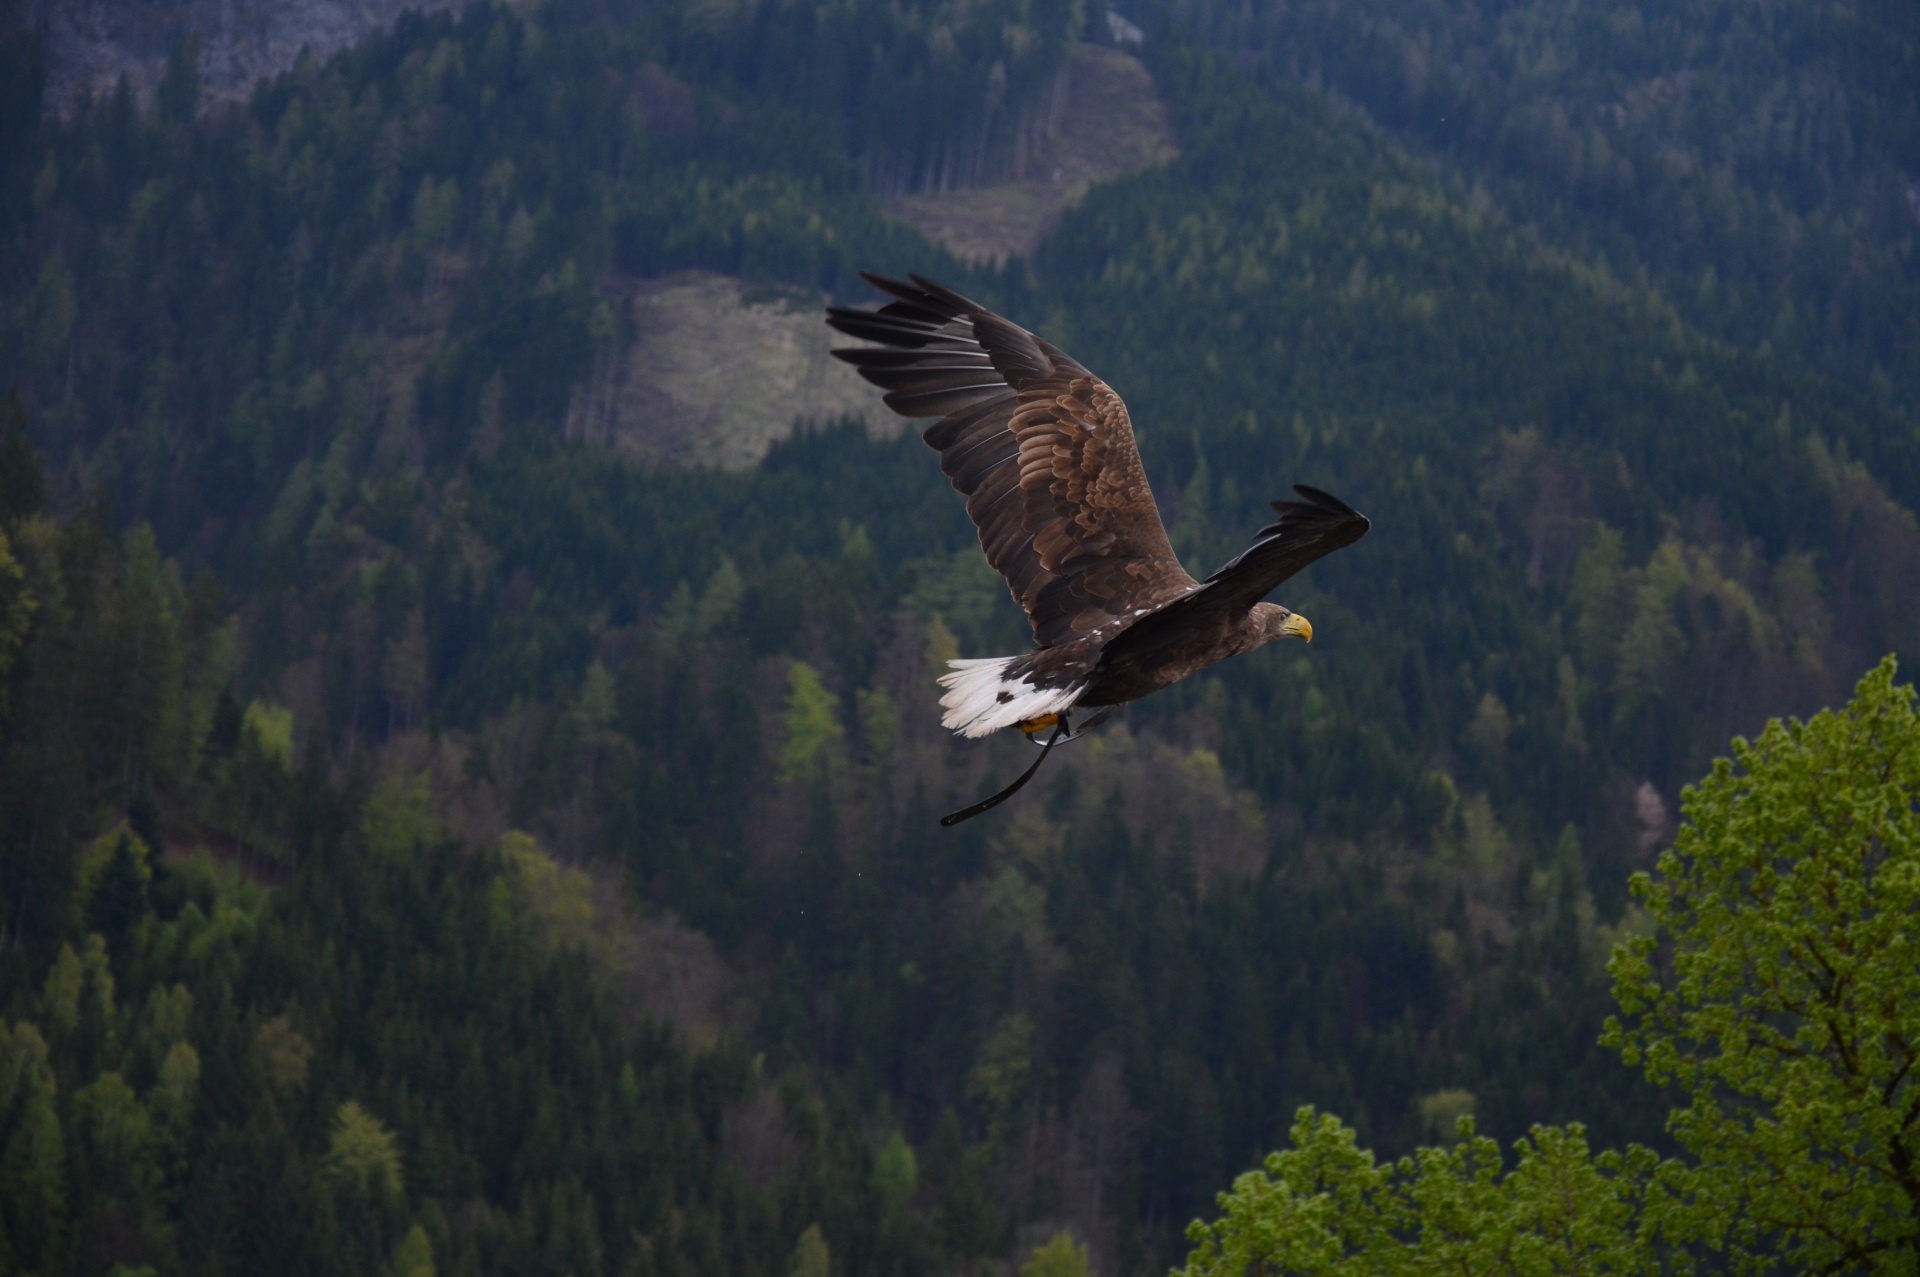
[828,273,1198,648]
[1205,485,1371,609]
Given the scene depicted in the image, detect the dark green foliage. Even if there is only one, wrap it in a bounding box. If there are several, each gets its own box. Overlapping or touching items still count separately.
[657,0,1079,191]
[1133,0,1920,413]
[126,784,162,863]
[0,25,42,238]
[154,35,200,127]
[0,503,915,1275]
[0,391,42,528]
[85,831,148,958]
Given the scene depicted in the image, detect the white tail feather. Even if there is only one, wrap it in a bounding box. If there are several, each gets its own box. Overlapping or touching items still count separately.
[938,657,1082,739]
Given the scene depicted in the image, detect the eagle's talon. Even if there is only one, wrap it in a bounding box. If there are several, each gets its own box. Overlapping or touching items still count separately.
[1017,709,1114,745]
[1016,713,1063,737]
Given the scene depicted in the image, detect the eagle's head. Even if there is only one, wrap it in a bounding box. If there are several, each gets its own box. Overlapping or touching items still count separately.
[1251,602,1313,645]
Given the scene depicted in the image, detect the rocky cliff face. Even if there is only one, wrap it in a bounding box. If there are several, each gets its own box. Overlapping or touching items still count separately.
[9,0,457,113]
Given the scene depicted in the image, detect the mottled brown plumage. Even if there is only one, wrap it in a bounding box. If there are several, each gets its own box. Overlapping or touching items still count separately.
[827,273,1369,746]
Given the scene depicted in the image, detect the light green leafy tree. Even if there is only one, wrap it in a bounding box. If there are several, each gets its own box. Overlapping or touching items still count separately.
[72,1071,158,1204]
[495,830,600,961]
[873,1129,917,1212]
[320,1101,405,1206]
[1023,1230,1094,1277]
[389,1223,435,1277]
[1606,654,1920,1274]
[361,768,441,857]
[777,661,843,785]
[1179,1109,1657,1276]
[241,696,293,766]
[789,1222,830,1277]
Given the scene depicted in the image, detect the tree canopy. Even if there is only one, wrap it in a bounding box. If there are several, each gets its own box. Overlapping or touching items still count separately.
[1609,654,1920,1273]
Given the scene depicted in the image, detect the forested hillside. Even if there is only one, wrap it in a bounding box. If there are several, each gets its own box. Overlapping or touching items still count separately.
[1,0,1917,1273]
[1132,0,1920,412]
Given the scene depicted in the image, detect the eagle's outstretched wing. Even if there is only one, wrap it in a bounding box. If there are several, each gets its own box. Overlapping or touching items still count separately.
[1202,485,1371,608]
[828,273,1198,649]
[1101,485,1370,659]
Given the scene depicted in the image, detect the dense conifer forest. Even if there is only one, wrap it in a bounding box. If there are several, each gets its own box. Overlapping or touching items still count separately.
[1133,0,1920,411]
[0,0,1916,1272]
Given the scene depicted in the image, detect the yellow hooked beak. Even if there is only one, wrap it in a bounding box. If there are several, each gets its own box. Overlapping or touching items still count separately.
[1282,613,1313,642]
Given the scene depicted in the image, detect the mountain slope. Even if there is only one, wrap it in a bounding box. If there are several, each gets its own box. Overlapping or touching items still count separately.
[1131,0,1920,412]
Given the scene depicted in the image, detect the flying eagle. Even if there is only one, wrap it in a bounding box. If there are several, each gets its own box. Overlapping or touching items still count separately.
[828,274,1369,823]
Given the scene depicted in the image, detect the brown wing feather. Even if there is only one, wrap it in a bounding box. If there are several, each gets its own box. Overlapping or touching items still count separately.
[829,274,1197,648]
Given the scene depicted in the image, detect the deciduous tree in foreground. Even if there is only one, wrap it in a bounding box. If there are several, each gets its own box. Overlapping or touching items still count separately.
[1180,656,1920,1276]
[1610,653,1920,1274]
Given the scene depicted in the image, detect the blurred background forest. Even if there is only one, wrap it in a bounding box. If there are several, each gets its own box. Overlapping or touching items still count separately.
[0,0,1915,1272]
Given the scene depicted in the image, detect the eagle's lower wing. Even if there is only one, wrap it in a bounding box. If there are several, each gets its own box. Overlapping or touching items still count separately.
[1203,485,1370,609]
[828,273,1197,648]
[1102,485,1369,657]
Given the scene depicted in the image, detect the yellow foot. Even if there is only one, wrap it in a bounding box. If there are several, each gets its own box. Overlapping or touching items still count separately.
[1016,713,1063,737]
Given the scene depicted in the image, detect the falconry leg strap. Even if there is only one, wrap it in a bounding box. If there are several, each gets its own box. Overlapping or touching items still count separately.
[940,711,1114,827]
[940,721,1068,827]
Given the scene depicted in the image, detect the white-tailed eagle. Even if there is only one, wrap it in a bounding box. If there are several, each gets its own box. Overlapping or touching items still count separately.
[828,273,1369,823]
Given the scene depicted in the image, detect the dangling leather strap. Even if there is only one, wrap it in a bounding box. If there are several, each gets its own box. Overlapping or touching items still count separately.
[940,721,1068,827]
